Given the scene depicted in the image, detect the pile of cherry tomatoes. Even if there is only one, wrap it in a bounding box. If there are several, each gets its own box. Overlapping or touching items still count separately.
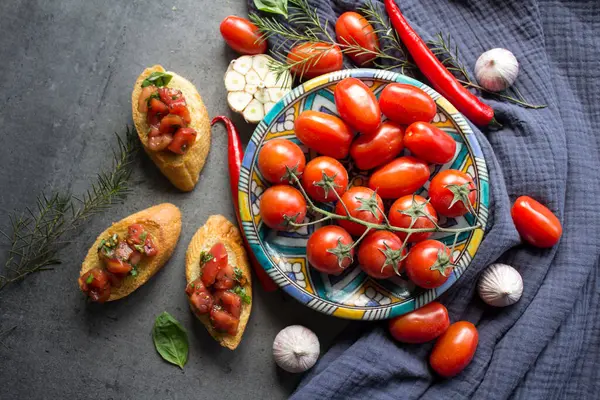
[257,77,477,290]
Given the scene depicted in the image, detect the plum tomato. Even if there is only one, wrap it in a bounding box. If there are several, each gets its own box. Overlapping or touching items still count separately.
[306,225,354,275]
[429,169,476,217]
[259,185,307,230]
[388,301,450,344]
[405,240,453,289]
[388,195,438,243]
[379,83,437,125]
[404,122,456,164]
[357,230,406,279]
[335,186,384,236]
[219,16,267,55]
[511,196,562,248]
[335,12,380,67]
[334,77,381,134]
[258,139,306,184]
[167,128,196,154]
[301,156,349,202]
[430,321,479,378]
[294,110,353,159]
[368,156,430,199]
[350,121,404,170]
[201,242,228,287]
[287,42,343,79]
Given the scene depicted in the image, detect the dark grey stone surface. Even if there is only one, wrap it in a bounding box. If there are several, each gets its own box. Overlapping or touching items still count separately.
[0,1,348,398]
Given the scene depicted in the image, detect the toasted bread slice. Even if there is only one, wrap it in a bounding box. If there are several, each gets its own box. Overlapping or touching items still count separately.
[80,203,182,301]
[185,215,252,350]
[132,65,211,191]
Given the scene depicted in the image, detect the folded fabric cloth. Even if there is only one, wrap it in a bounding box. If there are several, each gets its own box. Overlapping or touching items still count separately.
[247,0,600,398]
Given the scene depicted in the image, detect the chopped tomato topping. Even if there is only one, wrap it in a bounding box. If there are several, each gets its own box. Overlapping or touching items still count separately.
[213,290,242,319]
[167,128,196,155]
[127,224,145,245]
[210,307,239,335]
[148,126,161,137]
[201,243,228,287]
[158,88,186,107]
[214,263,236,290]
[138,85,157,113]
[106,271,122,288]
[104,258,132,275]
[115,241,133,261]
[129,250,142,266]
[143,236,157,256]
[148,134,173,152]
[159,114,185,135]
[79,268,111,303]
[169,103,191,124]
[186,279,214,315]
[147,98,169,126]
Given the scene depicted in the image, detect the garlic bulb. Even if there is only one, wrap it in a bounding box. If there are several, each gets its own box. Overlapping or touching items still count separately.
[225,54,292,123]
[474,48,519,92]
[273,325,320,373]
[478,263,523,307]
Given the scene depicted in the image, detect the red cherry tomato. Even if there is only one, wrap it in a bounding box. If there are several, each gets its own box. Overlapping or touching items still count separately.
[258,139,306,184]
[210,307,239,335]
[335,186,384,236]
[294,110,353,159]
[430,321,479,378]
[334,78,381,134]
[358,230,406,279]
[368,156,430,199]
[259,185,307,230]
[379,83,437,125]
[404,122,456,164]
[201,242,228,287]
[388,301,450,343]
[287,42,343,79]
[350,121,404,170]
[219,16,267,55]
[405,240,452,289]
[429,169,476,217]
[388,195,438,243]
[511,196,562,248]
[185,279,214,315]
[335,12,380,67]
[301,156,349,202]
[168,128,197,154]
[307,225,354,275]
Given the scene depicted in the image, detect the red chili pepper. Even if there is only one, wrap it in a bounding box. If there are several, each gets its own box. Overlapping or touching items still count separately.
[384,0,494,127]
[211,116,278,292]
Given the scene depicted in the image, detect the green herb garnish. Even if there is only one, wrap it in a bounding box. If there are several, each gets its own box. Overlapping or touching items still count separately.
[141,72,173,88]
[97,239,106,251]
[152,312,189,369]
[199,251,213,266]
[130,266,138,277]
[86,274,94,284]
[147,92,160,105]
[233,267,244,282]
[254,0,288,17]
[231,286,251,304]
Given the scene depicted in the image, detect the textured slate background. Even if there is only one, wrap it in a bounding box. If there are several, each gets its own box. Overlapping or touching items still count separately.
[0,1,347,399]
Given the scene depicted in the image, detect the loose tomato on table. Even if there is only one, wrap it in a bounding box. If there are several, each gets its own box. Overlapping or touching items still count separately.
[287,42,343,79]
[307,225,354,275]
[168,128,196,154]
[335,186,384,236]
[388,301,450,344]
[379,83,437,125]
[301,156,349,202]
[350,121,404,171]
[259,185,307,230]
[357,230,406,279]
[219,16,267,55]
[334,78,381,134]
[511,196,562,248]
[430,321,479,378]
[429,169,476,217]
[335,12,380,67]
[404,240,453,289]
[258,139,306,184]
[388,195,438,243]
[368,156,430,199]
[404,122,456,164]
[294,110,353,159]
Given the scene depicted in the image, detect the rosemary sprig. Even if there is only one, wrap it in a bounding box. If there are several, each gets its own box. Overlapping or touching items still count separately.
[0,127,139,290]
[428,33,546,109]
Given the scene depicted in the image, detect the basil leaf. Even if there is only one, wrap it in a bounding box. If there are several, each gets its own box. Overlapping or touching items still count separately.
[254,0,288,18]
[152,312,189,369]
[231,286,252,304]
[142,71,173,88]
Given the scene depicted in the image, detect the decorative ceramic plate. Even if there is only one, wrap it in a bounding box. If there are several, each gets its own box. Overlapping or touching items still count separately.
[239,69,489,320]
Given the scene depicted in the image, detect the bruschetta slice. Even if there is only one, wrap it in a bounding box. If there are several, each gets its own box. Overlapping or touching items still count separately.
[185,215,252,350]
[132,65,211,191]
[79,203,182,302]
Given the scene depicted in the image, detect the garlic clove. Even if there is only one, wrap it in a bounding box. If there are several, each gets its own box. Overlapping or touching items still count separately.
[474,48,519,92]
[242,99,265,123]
[273,325,320,373]
[227,91,253,113]
[478,263,523,307]
[224,70,246,92]
[232,56,253,75]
